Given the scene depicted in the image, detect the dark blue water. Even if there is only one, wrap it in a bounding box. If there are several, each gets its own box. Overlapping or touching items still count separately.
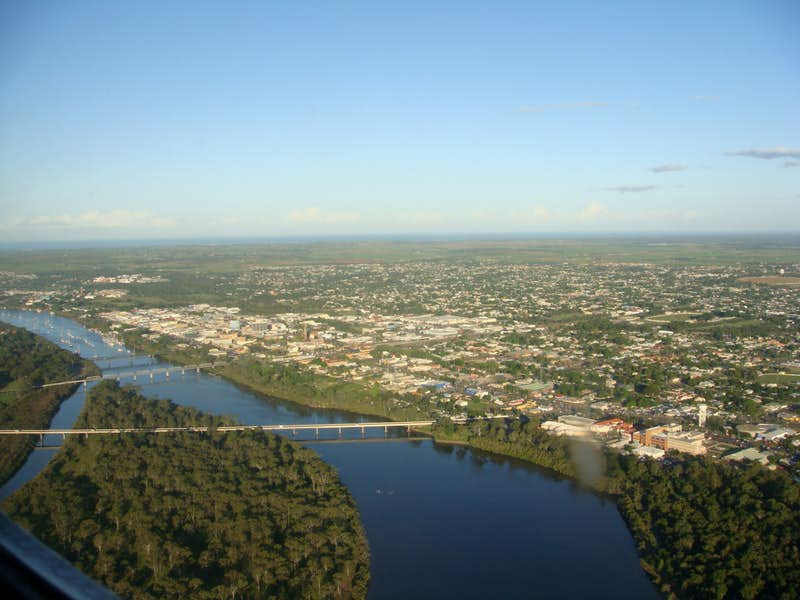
[0,309,658,599]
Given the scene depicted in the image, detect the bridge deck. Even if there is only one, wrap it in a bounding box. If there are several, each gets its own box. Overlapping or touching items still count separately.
[0,420,443,436]
[4,362,228,392]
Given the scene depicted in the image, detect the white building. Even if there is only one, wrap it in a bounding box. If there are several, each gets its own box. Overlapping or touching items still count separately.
[723,447,771,465]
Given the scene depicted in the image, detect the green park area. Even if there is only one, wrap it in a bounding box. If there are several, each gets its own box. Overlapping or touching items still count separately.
[757,373,800,386]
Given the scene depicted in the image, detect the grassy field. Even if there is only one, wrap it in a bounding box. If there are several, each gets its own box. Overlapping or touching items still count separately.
[757,373,800,385]
[2,235,800,277]
[738,276,800,286]
[646,312,701,323]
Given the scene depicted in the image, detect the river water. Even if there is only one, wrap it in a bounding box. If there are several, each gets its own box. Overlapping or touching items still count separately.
[0,310,658,599]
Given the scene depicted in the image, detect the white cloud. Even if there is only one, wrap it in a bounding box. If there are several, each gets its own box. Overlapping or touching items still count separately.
[286,207,321,223]
[510,205,551,224]
[21,214,74,227]
[580,202,609,219]
[286,206,359,224]
[606,185,659,194]
[15,210,174,229]
[530,205,550,220]
[650,163,687,173]
[726,147,800,160]
[392,211,444,224]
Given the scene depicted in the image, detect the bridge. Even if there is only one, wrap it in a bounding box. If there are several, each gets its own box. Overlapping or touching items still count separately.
[0,420,445,440]
[87,353,148,362]
[21,362,228,391]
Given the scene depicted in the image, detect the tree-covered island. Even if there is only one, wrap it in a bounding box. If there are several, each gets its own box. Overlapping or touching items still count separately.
[3,380,370,599]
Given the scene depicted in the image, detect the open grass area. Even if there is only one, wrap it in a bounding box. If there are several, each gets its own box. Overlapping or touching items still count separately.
[738,276,800,286]
[757,373,800,385]
[646,312,701,323]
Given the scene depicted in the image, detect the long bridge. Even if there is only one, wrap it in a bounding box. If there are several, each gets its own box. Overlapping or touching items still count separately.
[0,420,445,439]
[23,362,228,390]
[88,353,148,362]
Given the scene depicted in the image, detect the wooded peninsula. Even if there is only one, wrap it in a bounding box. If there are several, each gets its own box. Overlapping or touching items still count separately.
[3,380,370,599]
[0,323,97,485]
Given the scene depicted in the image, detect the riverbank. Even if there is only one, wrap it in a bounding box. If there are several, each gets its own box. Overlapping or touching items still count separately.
[428,418,800,599]
[89,324,427,423]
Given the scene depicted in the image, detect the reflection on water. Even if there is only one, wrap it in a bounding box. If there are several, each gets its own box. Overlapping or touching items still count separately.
[0,310,658,599]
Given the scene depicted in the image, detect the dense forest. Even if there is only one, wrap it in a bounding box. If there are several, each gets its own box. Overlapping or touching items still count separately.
[0,323,97,485]
[432,419,800,599]
[4,381,370,599]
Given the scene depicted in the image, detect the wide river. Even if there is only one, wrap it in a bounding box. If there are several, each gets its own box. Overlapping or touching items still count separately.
[1,310,657,599]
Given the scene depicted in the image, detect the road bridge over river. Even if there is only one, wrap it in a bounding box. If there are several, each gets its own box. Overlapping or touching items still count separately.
[2,362,229,392]
[0,420,452,442]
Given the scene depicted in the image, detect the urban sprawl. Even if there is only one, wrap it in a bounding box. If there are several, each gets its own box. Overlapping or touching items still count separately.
[7,258,800,472]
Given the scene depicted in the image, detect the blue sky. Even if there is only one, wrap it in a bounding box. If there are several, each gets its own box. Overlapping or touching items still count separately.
[1,0,798,241]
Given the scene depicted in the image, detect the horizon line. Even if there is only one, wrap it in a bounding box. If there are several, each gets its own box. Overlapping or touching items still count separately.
[2,230,800,252]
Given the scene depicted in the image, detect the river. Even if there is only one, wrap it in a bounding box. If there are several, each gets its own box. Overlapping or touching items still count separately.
[0,310,658,599]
